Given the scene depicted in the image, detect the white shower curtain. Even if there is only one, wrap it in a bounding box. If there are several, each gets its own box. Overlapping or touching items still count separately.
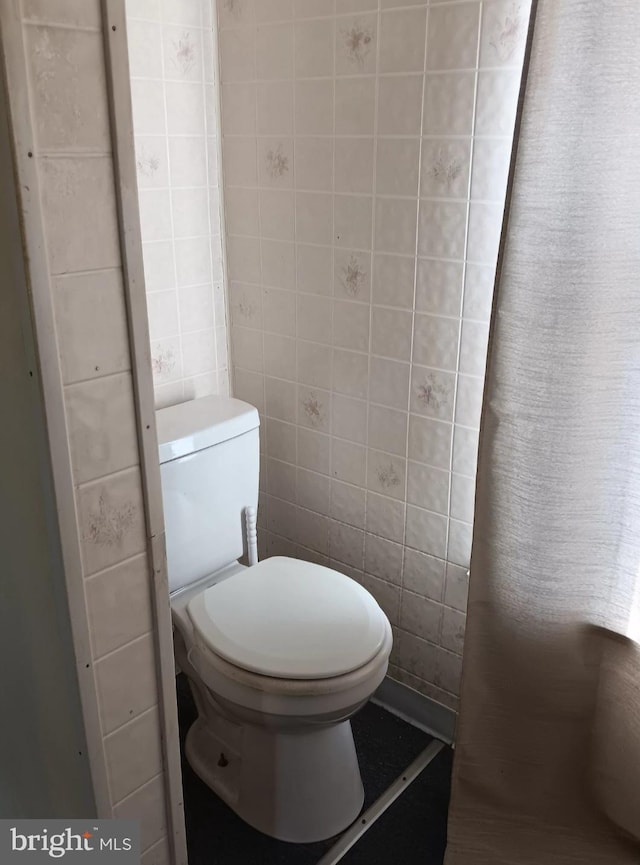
[445,1,640,862]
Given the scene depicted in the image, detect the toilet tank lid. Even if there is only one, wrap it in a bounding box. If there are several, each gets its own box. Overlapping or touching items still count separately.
[156,395,260,463]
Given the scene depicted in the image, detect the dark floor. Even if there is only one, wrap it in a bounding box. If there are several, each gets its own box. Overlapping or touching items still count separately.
[177,674,452,865]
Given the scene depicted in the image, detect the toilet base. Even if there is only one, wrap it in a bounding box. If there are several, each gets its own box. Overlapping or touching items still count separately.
[185,713,365,843]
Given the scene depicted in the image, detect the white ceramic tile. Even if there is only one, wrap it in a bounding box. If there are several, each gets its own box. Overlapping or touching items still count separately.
[297,294,333,344]
[295,79,334,134]
[258,81,295,134]
[403,548,445,601]
[226,186,260,235]
[441,606,466,654]
[256,0,294,22]
[27,26,110,150]
[331,438,366,486]
[335,138,374,194]
[295,18,335,77]
[230,282,262,328]
[413,313,460,371]
[175,236,211,286]
[423,71,475,135]
[65,374,139,484]
[297,340,332,388]
[479,0,529,69]
[369,356,410,411]
[231,326,263,372]
[218,0,255,28]
[168,136,208,187]
[127,19,164,79]
[335,14,377,76]
[366,492,405,544]
[329,521,365,569]
[262,286,296,335]
[371,307,413,362]
[85,554,153,659]
[367,449,406,501]
[171,187,210,238]
[334,195,373,249]
[409,364,455,421]
[295,0,333,16]
[415,259,463,317]
[376,138,420,197]
[113,774,167,850]
[334,250,371,301]
[135,137,169,190]
[138,189,172,242]
[295,138,333,191]
[405,503,447,558]
[54,270,130,385]
[448,518,473,567]
[335,77,375,135]
[360,573,401,625]
[450,473,475,523]
[337,0,376,11]
[367,404,408,456]
[333,349,369,399]
[426,2,481,71]
[454,373,484,427]
[223,137,258,187]
[333,300,370,352]
[420,138,471,199]
[364,533,403,584]
[331,393,367,443]
[182,329,216,376]
[466,201,504,264]
[452,425,479,478]
[297,469,331,514]
[219,26,256,82]
[259,138,293,187]
[105,707,163,803]
[475,69,521,136]
[257,22,294,79]
[262,239,296,289]
[296,509,331,554]
[24,0,101,27]
[435,647,463,692]
[417,200,467,260]
[297,244,334,295]
[162,0,201,26]
[470,136,512,202]
[130,79,166,135]
[400,590,441,643]
[266,377,298,426]
[227,235,261,283]
[264,333,296,379]
[298,386,332,432]
[298,426,331,474]
[444,562,469,612]
[77,469,147,576]
[372,254,415,309]
[375,198,418,256]
[40,157,120,275]
[392,629,437,682]
[459,319,490,376]
[165,82,206,135]
[377,75,424,136]
[408,415,452,469]
[221,82,257,134]
[296,192,333,245]
[379,8,427,74]
[94,631,157,734]
[331,480,366,529]
[407,460,449,514]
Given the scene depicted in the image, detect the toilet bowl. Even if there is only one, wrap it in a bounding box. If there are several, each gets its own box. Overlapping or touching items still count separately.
[158,396,393,842]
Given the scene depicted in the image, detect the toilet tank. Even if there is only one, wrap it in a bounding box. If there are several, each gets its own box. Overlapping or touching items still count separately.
[156,396,260,593]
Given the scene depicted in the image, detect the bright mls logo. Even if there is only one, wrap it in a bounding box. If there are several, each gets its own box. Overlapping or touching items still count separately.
[1,821,139,863]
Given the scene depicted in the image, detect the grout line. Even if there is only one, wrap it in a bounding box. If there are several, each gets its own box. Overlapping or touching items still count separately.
[315,739,446,865]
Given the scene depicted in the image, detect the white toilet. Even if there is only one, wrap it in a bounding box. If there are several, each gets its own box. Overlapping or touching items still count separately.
[157,395,393,843]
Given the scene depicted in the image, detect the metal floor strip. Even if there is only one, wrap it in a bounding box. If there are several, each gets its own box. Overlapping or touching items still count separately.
[315,738,446,865]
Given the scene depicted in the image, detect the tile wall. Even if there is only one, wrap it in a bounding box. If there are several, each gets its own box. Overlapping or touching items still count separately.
[218,0,530,711]
[126,0,229,407]
[15,0,172,859]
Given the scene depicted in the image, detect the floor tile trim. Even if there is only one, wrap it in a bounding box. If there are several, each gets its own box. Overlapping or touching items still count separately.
[373,676,457,745]
[315,739,445,865]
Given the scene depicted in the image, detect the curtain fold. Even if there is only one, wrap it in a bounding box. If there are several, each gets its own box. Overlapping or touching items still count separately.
[445,1,640,861]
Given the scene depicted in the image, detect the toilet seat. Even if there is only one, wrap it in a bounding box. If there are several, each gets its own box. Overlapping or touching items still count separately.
[187,556,388,680]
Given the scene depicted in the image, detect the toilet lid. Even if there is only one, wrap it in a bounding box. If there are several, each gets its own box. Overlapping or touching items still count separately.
[186,557,389,679]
